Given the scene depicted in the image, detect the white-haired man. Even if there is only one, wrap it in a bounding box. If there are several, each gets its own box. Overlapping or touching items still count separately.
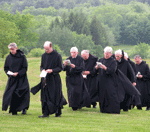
[95,46,120,113]
[63,47,91,111]
[81,50,98,108]
[115,49,136,111]
[31,41,67,118]
[134,55,150,110]
[2,43,30,115]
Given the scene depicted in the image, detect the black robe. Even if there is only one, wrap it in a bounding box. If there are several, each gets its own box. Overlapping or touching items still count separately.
[128,58,136,75]
[135,61,150,107]
[63,55,91,108]
[2,50,30,113]
[117,53,136,109]
[83,54,98,103]
[31,50,67,114]
[96,57,120,114]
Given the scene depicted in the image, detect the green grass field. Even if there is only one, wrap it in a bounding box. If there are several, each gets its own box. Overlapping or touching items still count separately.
[0,57,150,132]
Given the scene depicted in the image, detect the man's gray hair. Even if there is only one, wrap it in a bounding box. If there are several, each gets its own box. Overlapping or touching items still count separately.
[44,41,52,47]
[134,55,141,59]
[70,47,78,52]
[104,46,113,53]
[115,49,122,55]
[8,43,17,49]
[81,50,89,55]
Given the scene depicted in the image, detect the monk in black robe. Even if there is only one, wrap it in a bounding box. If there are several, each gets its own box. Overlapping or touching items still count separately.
[134,55,150,110]
[115,50,136,111]
[81,50,98,108]
[63,47,91,111]
[2,43,30,115]
[31,41,67,118]
[96,46,120,114]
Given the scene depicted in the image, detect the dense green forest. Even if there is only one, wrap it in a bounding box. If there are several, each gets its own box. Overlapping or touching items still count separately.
[0,0,150,58]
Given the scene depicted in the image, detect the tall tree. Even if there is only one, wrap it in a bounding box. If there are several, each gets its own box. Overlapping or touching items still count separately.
[90,16,109,47]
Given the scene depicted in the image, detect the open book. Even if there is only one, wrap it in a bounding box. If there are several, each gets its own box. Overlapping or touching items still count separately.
[7,71,14,75]
[40,70,47,77]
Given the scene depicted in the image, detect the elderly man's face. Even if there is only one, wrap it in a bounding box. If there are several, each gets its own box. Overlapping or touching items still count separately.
[134,57,141,65]
[10,47,17,55]
[71,51,78,58]
[115,53,122,61]
[104,52,112,59]
[81,53,89,60]
[44,46,52,54]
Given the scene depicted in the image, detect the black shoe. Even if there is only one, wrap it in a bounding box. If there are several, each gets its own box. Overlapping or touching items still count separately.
[55,114,61,117]
[38,115,49,118]
[145,107,150,111]
[12,111,17,115]
[123,107,128,112]
[93,105,97,108]
[22,109,27,115]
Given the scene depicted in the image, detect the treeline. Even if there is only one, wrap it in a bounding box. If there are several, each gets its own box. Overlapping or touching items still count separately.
[1,1,150,58]
[0,0,100,13]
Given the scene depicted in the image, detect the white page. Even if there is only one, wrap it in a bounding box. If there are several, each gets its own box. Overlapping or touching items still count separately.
[40,70,47,77]
[7,71,14,75]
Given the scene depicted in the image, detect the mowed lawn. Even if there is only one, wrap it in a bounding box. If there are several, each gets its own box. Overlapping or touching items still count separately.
[0,57,150,132]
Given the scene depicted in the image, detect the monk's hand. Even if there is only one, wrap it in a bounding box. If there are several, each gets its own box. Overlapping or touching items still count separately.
[133,82,136,86]
[83,71,90,75]
[13,72,18,77]
[95,64,99,69]
[101,64,107,70]
[138,75,143,78]
[46,69,53,73]
[64,61,68,66]
[70,64,75,68]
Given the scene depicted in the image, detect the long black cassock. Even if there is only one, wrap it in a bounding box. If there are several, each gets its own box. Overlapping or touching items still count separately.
[135,61,150,107]
[83,54,98,104]
[31,50,67,114]
[2,50,30,113]
[96,56,120,114]
[63,55,91,108]
[117,53,136,110]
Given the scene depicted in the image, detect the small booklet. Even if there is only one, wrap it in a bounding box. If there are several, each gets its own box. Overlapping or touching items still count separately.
[82,74,87,79]
[7,71,14,75]
[40,70,47,77]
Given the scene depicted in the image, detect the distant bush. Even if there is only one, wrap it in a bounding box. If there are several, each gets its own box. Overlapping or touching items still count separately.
[30,48,44,57]
[53,44,65,56]
[129,43,150,59]
[19,46,29,55]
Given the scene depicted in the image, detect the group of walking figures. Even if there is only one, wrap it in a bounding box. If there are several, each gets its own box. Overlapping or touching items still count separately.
[2,41,150,118]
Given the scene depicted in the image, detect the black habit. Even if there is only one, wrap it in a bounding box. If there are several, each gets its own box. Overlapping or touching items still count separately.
[63,55,91,109]
[31,50,67,115]
[83,54,98,105]
[96,57,120,114]
[2,50,30,113]
[135,61,150,107]
[117,53,136,110]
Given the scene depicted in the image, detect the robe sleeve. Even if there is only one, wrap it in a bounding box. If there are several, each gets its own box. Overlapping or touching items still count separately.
[127,62,136,83]
[40,55,44,71]
[52,54,62,73]
[142,64,150,81]
[90,58,98,76]
[105,60,117,75]
[4,56,10,75]
[18,55,28,77]
[71,59,84,74]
